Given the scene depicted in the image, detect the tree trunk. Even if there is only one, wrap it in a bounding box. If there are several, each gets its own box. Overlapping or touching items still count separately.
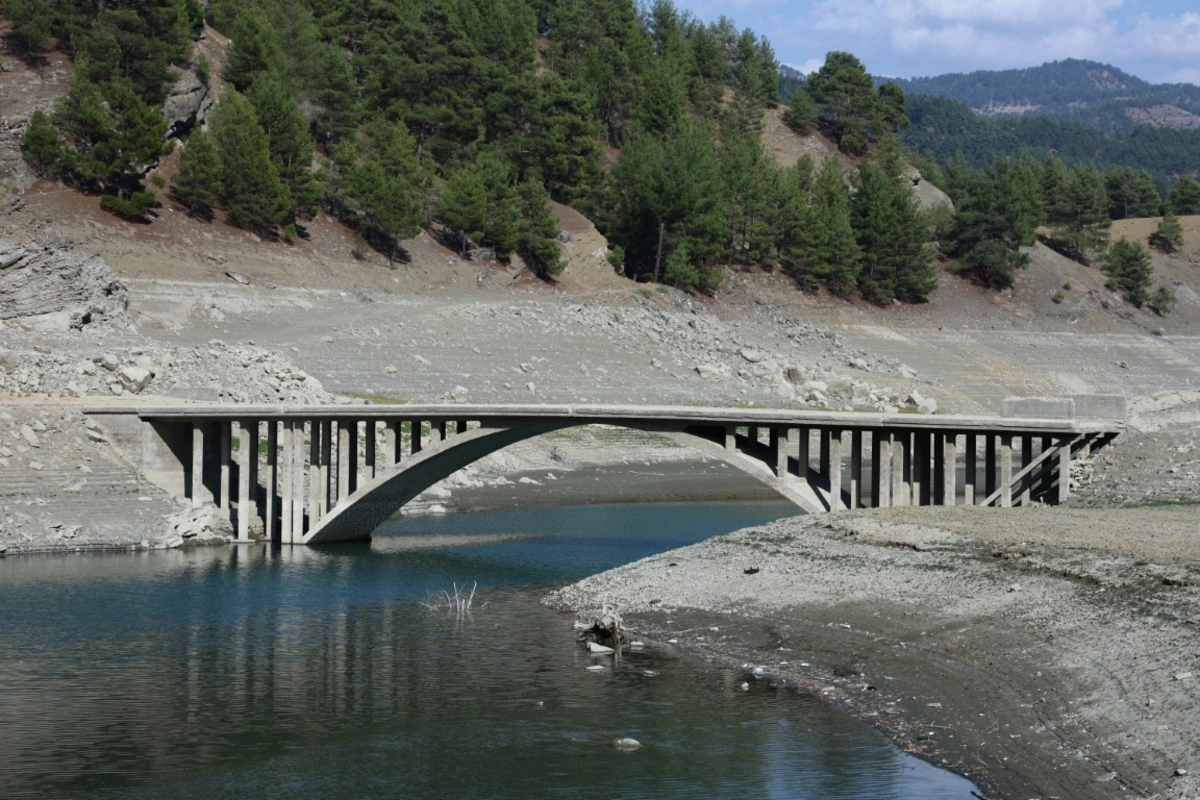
[653,220,665,284]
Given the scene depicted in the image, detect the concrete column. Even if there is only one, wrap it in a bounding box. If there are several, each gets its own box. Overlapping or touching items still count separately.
[785,428,799,480]
[942,433,957,507]
[456,419,468,435]
[219,421,231,511]
[964,434,977,506]
[191,422,205,507]
[797,428,810,484]
[411,420,423,455]
[985,435,998,499]
[292,422,305,539]
[309,421,322,528]
[265,422,278,543]
[1039,436,1054,501]
[1057,437,1072,504]
[365,420,377,481]
[912,431,925,506]
[1020,435,1033,506]
[1000,435,1013,508]
[724,424,737,451]
[348,420,359,494]
[933,432,945,504]
[392,419,404,464]
[237,421,252,541]
[428,420,443,446]
[280,422,293,544]
[871,431,890,508]
[892,433,908,506]
[828,430,844,510]
[849,429,863,509]
[248,422,259,527]
[772,427,786,478]
[338,419,351,503]
[319,420,332,514]
[384,421,397,467]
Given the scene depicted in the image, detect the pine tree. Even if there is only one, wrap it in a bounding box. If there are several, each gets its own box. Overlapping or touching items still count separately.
[1046,166,1110,265]
[1102,237,1153,306]
[794,159,860,297]
[853,163,936,303]
[210,89,290,236]
[1150,210,1184,253]
[171,128,223,220]
[514,176,564,279]
[1169,175,1200,215]
[335,119,426,262]
[248,72,317,218]
[947,159,1037,289]
[781,89,816,136]
[807,52,877,153]
[20,110,66,177]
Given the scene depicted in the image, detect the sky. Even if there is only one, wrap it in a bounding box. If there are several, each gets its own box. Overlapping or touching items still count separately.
[676,0,1200,85]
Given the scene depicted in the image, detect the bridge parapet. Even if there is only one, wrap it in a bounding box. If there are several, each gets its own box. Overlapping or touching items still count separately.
[85,404,1123,546]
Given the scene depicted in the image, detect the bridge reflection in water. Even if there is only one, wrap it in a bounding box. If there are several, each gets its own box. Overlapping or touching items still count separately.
[87,404,1122,545]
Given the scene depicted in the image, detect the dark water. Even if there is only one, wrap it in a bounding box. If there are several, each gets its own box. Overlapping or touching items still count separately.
[0,501,977,799]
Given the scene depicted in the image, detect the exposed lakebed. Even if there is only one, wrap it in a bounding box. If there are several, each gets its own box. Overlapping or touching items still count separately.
[0,501,976,799]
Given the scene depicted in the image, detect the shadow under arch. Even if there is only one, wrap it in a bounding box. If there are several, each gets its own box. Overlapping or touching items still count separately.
[304,422,824,545]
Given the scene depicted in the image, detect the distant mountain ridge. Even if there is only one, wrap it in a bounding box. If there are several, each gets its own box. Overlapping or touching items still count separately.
[885,59,1200,130]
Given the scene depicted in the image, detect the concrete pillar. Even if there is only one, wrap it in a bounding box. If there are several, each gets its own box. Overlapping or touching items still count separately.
[892,433,908,507]
[338,419,351,503]
[942,433,957,507]
[365,420,377,481]
[428,420,443,446]
[319,420,332,514]
[772,427,786,478]
[348,420,360,494]
[191,422,205,507]
[280,422,293,544]
[1057,437,1072,503]
[219,421,231,511]
[724,424,737,451]
[292,422,305,539]
[871,431,891,508]
[785,428,799,480]
[1039,436,1054,501]
[849,429,863,509]
[1000,435,1013,508]
[912,431,925,506]
[265,422,278,543]
[797,428,810,484]
[456,419,468,435]
[985,435,997,499]
[828,429,843,510]
[384,421,397,467]
[1020,435,1033,506]
[248,422,259,527]
[309,421,322,528]
[819,428,832,490]
[964,434,977,506]
[237,421,252,541]
[933,432,945,505]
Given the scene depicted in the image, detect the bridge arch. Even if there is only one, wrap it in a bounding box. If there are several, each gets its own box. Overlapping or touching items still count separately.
[304,421,826,545]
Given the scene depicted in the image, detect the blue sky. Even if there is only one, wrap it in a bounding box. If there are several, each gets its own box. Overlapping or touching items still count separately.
[676,0,1200,85]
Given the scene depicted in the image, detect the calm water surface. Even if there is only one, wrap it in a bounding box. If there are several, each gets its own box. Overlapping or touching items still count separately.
[0,501,977,799]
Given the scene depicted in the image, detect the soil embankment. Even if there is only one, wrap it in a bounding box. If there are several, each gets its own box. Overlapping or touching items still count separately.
[548,507,1200,800]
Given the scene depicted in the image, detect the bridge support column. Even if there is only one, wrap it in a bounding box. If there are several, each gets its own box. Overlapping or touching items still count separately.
[1000,435,1013,508]
[309,421,323,529]
[191,422,205,507]
[797,427,810,485]
[236,420,252,541]
[942,433,957,507]
[218,421,231,511]
[849,429,862,509]
[411,420,423,455]
[279,422,293,544]
[964,434,977,505]
[912,431,926,506]
[265,422,278,542]
[1058,437,1072,503]
[292,421,305,540]
[985,435,997,500]
[892,433,908,506]
[871,430,891,508]
[319,420,332,514]
[828,429,844,510]
[365,421,377,481]
[1020,435,1034,506]
[338,420,352,503]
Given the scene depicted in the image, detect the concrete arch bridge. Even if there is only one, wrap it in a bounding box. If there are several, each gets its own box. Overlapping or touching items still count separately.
[88,404,1122,546]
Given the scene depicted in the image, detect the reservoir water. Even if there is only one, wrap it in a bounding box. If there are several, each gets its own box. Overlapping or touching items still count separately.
[0,500,977,799]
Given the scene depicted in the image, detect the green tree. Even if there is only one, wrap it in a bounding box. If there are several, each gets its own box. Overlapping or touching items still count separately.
[1045,165,1110,264]
[1169,175,1200,215]
[20,110,67,177]
[1102,237,1153,305]
[947,159,1038,289]
[792,159,860,296]
[513,176,564,279]
[248,72,317,217]
[852,163,937,303]
[1105,165,1161,219]
[781,88,816,135]
[1150,210,1184,253]
[170,128,223,220]
[807,51,877,152]
[210,89,290,235]
[6,0,55,57]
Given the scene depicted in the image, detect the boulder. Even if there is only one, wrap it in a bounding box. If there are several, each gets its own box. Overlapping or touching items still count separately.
[117,366,153,393]
[695,364,725,380]
[163,68,213,139]
[0,241,129,329]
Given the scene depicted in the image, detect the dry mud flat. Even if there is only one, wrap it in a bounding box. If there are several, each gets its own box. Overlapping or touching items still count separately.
[548,506,1200,800]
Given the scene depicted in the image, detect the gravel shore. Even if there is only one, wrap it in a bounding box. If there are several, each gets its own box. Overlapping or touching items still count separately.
[547,506,1200,800]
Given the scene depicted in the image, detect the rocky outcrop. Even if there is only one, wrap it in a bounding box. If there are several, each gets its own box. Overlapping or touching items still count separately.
[163,67,213,139]
[0,241,129,330]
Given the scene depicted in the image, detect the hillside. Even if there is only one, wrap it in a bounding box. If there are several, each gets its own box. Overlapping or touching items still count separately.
[888,59,1200,129]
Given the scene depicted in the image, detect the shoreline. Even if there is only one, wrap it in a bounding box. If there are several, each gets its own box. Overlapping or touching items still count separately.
[546,506,1200,800]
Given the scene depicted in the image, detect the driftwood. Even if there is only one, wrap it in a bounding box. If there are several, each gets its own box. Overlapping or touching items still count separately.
[574,604,625,649]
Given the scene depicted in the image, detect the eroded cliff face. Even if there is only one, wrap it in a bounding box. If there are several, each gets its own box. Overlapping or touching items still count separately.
[0,241,129,330]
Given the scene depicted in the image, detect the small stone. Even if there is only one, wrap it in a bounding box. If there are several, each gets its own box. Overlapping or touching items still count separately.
[19,425,40,448]
[29,461,44,471]
[1008,583,1021,593]
[225,270,250,285]
[1174,671,1194,681]
[1176,768,1189,777]
[611,737,640,749]
[739,348,765,363]
[385,365,398,374]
